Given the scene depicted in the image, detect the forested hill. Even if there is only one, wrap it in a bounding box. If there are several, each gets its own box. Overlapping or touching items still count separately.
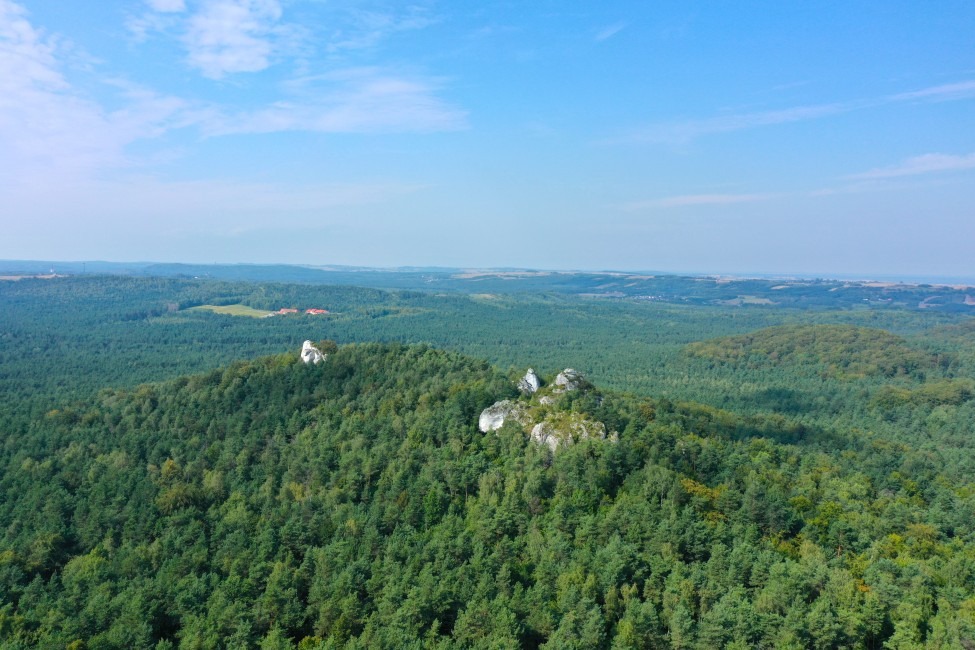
[2,343,974,648]
[3,262,975,310]
[684,324,940,379]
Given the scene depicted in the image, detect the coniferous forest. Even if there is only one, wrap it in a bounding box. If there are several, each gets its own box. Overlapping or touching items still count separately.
[2,275,975,648]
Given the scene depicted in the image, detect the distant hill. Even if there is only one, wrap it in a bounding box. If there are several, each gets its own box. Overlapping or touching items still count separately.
[684,324,938,379]
[2,260,974,310]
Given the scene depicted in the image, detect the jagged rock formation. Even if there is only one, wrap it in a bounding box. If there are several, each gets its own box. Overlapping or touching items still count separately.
[478,400,529,432]
[554,368,585,392]
[518,368,541,394]
[478,367,616,452]
[300,340,326,365]
[530,414,608,452]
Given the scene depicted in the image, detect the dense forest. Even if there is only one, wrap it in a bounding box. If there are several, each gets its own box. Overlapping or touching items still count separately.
[3,276,974,468]
[2,275,975,647]
[2,342,975,648]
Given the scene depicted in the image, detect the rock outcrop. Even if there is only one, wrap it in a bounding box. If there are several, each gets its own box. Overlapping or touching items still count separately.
[530,414,607,452]
[477,366,616,452]
[478,400,529,433]
[300,340,326,365]
[554,368,585,392]
[517,368,541,394]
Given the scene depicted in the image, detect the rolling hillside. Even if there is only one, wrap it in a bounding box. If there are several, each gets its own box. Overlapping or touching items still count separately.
[1,343,974,648]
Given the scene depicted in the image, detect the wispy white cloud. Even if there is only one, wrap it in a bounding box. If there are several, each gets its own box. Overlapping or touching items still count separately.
[0,6,106,175]
[127,0,185,43]
[147,0,186,12]
[0,0,463,190]
[207,67,466,135]
[622,193,775,210]
[614,79,975,145]
[595,22,627,42]
[127,0,188,42]
[184,0,290,78]
[0,0,197,181]
[849,152,975,180]
[133,2,436,70]
[127,12,172,42]
[621,103,849,144]
[123,2,444,87]
[324,7,438,54]
[0,0,62,89]
[888,80,975,102]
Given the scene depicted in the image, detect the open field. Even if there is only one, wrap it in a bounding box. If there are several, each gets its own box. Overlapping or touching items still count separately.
[186,303,272,318]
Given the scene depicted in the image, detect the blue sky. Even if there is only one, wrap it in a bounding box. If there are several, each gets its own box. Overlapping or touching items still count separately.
[1,0,974,278]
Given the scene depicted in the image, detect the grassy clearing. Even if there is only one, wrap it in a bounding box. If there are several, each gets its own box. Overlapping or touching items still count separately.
[187,304,273,318]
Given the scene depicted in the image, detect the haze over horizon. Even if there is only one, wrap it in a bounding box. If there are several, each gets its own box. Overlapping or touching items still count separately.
[2,1,973,276]
[8,258,975,288]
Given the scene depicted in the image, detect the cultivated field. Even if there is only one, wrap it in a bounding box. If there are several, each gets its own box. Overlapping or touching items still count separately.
[187,303,272,318]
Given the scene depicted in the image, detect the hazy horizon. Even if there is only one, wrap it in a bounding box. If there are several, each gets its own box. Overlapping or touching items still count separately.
[4,257,975,287]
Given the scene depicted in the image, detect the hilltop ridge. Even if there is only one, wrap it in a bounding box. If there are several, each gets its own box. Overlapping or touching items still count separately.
[2,260,974,311]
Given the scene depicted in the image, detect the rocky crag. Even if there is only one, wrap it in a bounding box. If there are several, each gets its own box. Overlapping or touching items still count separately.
[300,340,326,364]
[479,367,615,452]
[517,368,541,394]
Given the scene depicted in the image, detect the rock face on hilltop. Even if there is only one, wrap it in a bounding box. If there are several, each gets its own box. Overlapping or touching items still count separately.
[530,414,609,452]
[478,367,615,452]
[518,368,541,395]
[301,340,326,365]
[478,400,530,432]
[554,368,585,393]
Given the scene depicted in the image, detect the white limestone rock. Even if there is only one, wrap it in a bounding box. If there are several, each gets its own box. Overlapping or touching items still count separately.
[300,340,326,365]
[478,365,615,452]
[518,368,541,394]
[478,400,529,433]
[529,422,561,453]
[553,368,585,393]
[530,414,608,452]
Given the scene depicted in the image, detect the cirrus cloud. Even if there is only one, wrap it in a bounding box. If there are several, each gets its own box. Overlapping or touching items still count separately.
[612,79,975,145]
[0,0,196,181]
[206,67,467,135]
[146,0,186,12]
[849,153,975,180]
